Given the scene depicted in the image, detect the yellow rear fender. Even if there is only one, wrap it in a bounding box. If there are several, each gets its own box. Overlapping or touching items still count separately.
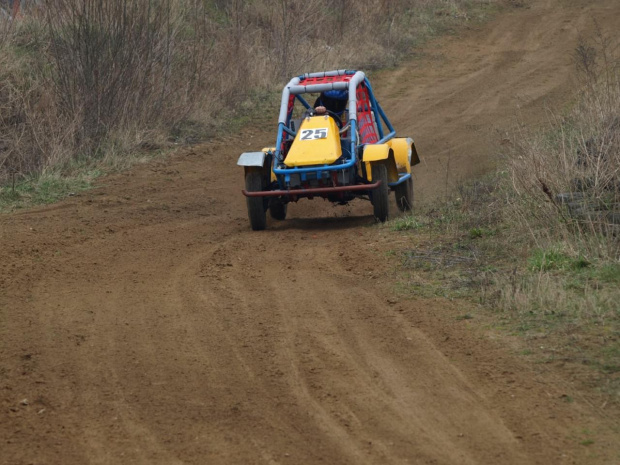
[387,137,421,171]
[388,138,418,173]
[362,143,390,162]
[362,144,399,183]
[387,138,410,173]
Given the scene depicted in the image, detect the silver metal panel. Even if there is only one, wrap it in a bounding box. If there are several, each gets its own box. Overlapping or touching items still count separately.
[278,76,300,124]
[237,152,266,167]
[347,71,366,121]
[302,70,348,78]
[288,82,349,95]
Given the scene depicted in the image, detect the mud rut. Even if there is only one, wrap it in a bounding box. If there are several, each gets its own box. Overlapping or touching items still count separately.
[2,1,620,464]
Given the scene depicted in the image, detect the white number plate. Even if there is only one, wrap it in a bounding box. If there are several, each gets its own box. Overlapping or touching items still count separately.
[299,128,328,140]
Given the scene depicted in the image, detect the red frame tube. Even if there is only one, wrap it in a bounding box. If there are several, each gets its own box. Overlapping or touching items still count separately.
[242,180,381,197]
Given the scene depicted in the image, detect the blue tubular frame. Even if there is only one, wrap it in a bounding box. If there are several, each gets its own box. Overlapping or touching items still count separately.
[376,102,396,144]
[273,71,394,184]
[273,120,357,176]
[282,125,296,137]
[388,172,411,187]
[296,94,311,109]
[364,78,396,144]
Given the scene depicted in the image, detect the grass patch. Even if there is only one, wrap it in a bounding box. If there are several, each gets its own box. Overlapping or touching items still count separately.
[386,34,620,408]
[0,170,101,212]
[390,216,425,231]
[597,263,620,284]
[469,227,495,239]
[387,172,620,409]
[528,247,590,272]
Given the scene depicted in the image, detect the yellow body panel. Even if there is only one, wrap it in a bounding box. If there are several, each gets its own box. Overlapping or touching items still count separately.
[284,116,342,167]
[363,144,399,183]
[363,144,389,182]
[387,138,413,173]
[363,144,390,162]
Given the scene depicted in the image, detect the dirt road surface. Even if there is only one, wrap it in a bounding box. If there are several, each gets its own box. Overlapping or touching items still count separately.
[2,1,620,463]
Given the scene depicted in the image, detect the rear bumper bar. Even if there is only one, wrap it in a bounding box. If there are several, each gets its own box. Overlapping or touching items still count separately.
[242,180,381,197]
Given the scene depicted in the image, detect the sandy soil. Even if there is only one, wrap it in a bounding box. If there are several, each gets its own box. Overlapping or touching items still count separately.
[2,1,620,463]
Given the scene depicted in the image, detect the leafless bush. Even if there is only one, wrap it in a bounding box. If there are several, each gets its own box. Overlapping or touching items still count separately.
[44,0,214,153]
[506,34,620,260]
[0,0,494,183]
[0,15,61,178]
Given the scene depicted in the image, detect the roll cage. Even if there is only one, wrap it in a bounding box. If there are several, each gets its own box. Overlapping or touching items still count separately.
[273,70,396,186]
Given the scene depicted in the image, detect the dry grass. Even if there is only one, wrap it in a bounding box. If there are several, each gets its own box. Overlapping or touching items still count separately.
[387,34,620,405]
[495,34,620,342]
[506,33,620,261]
[0,0,499,190]
[0,0,215,180]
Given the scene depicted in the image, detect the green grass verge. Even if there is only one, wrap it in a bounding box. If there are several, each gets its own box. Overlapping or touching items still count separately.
[0,170,101,212]
[385,174,620,406]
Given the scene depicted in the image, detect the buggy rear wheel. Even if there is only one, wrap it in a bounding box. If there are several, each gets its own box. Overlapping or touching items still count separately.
[269,198,287,221]
[245,171,267,230]
[371,164,389,222]
[395,177,413,212]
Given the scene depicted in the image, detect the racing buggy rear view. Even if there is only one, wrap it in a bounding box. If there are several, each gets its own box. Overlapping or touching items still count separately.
[237,69,420,230]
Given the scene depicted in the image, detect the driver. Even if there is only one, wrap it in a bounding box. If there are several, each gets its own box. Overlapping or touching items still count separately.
[313,89,348,118]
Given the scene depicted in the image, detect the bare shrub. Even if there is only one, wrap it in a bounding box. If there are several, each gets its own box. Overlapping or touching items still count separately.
[44,0,214,154]
[0,0,216,181]
[506,34,620,260]
[0,15,70,179]
[0,0,496,184]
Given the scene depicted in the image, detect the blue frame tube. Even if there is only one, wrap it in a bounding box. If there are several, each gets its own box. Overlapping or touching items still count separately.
[375,102,396,144]
[364,78,385,140]
[349,119,357,160]
[377,132,396,144]
[273,157,356,175]
[274,70,399,181]
[364,78,396,144]
[282,125,296,137]
[296,94,311,109]
[376,101,395,134]
[275,122,285,162]
[388,172,411,187]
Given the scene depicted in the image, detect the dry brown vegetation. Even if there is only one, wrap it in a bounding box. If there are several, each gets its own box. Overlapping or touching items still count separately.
[389,34,619,403]
[506,33,620,260]
[0,0,496,188]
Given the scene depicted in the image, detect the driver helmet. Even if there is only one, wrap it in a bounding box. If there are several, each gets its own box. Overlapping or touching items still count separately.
[323,89,349,100]
[319,90,349,116]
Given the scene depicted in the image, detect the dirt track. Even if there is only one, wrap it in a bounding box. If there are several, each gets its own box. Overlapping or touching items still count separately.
[2,1,620,464]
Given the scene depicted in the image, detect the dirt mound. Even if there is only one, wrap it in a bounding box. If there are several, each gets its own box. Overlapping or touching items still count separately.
[2,1,620,463]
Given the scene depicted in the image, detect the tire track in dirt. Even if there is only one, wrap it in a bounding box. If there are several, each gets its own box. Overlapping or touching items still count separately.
[184,234,527,464]
[378,0,620,202]
[2,0,620,464]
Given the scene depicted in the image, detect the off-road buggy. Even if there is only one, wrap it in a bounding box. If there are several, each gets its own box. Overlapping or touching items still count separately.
[238,69,420,230]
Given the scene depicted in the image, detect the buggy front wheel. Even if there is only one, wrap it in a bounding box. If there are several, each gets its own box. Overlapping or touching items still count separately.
[371,164,389,222]
[395,177,413,212]
[245,171,267,230]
